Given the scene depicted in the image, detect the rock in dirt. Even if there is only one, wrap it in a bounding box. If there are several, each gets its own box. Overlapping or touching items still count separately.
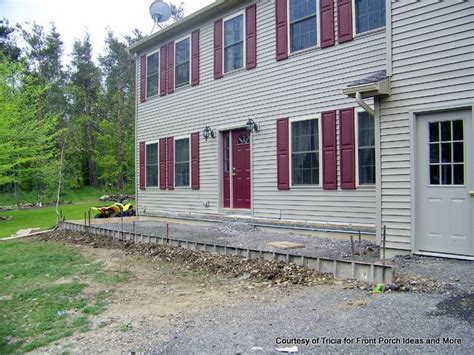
[12,228,41,237]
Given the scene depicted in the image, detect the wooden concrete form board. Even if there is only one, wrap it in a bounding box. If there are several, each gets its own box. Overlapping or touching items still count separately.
[58,222,394,284]
[267,242,305,250]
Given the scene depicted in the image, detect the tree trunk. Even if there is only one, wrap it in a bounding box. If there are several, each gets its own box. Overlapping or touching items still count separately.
[84,84,98,187]
[56,140,65,224]
[13,177,19,207]
[86,120,98,187]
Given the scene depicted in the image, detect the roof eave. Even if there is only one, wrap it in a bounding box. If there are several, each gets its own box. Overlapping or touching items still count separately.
[343,78,391,99]
[128,0,248,55]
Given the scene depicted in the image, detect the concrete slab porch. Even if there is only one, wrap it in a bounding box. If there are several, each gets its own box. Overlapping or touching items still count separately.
[58,219,393,284]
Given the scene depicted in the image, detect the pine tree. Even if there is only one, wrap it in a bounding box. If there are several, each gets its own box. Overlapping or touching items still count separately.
[17,22,66,200]
[69,33,101,187]
[97,30,145,190]
[0,18,21,61]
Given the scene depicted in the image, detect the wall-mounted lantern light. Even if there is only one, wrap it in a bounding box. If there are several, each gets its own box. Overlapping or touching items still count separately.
[245,118,259,133]
[202,125,216,141]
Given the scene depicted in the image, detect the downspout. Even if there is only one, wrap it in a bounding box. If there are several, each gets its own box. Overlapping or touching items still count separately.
[356,92,375,116]
[134,52,140,216]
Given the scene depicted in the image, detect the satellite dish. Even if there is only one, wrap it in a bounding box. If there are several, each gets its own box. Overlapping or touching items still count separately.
[149,1,172,24]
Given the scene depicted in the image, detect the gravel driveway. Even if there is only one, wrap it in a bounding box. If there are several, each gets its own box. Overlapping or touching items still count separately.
[159,286,473,354]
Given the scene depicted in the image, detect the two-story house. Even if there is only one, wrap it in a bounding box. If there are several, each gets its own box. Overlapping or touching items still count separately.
[129,0,473,259]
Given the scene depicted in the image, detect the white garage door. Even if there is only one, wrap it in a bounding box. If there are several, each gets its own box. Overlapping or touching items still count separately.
[416,110,473,257]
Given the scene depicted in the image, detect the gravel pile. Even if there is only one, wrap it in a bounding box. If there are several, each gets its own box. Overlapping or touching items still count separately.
[101,220,381,261]
[389,254,474,293]
[38,231,333,287]
[432,292,474,325]
[343,275,458,294]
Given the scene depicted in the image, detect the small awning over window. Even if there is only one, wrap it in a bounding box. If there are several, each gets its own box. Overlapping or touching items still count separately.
[343,70,390,99]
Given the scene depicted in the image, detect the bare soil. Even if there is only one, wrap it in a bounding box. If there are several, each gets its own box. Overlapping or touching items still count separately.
[35,244,267,353]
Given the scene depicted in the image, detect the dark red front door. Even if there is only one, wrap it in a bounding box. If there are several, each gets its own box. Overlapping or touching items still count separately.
[232,129,251,209]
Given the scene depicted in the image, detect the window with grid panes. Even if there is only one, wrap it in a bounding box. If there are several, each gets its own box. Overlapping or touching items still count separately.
[291,119,319,185]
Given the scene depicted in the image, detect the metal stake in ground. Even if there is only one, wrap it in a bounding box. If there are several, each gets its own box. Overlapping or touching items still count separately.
[382,225,387,284]
[350,235,355,260]
[358,230,361,245]
[121,212,124,240]
[382,225,386,266]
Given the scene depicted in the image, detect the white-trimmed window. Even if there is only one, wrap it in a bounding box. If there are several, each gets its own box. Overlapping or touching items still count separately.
[146,51,159,97]
[289,0,318,53]
[354,0,385,34]
[175,137,190,187]
[290,118,320,185]
[429,120,465,186]
[356,111,375,185]
[175,36,190,88]
[146,143,158,187]
[224,11,245,73]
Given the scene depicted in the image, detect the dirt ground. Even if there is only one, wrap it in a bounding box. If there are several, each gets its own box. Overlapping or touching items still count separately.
[36,242,305,354]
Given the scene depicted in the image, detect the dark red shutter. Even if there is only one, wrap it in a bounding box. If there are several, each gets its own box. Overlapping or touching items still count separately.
[340,108,356,189]
[277,118,290,190]
[320,0,335,48]
[275,0,288,61]
[191,30,200,86]
[337,0,353,43]
[246,4,257,69]
[159,138,167,190]
[167,41,175,93]
[166,137,174,190]
[140,55,146,102]
[160,45,167,96]
[139,142,146,190]
[322,111,337,189]
[214,19,223,79]
[191,132,200,190]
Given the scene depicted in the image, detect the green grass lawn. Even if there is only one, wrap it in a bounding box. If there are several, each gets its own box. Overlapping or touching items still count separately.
[0,240,127,353]
[0,187,135,238]
[0,186,134,206]
[0,201,96,238]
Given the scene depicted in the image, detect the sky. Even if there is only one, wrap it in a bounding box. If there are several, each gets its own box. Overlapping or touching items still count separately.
[1,0,214,60]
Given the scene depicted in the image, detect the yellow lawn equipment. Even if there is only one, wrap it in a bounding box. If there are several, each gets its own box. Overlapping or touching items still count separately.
[92,203,136,219]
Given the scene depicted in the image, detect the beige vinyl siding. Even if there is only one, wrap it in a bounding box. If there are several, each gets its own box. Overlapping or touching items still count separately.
[136,0,386,227]
[379,0,474,251]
